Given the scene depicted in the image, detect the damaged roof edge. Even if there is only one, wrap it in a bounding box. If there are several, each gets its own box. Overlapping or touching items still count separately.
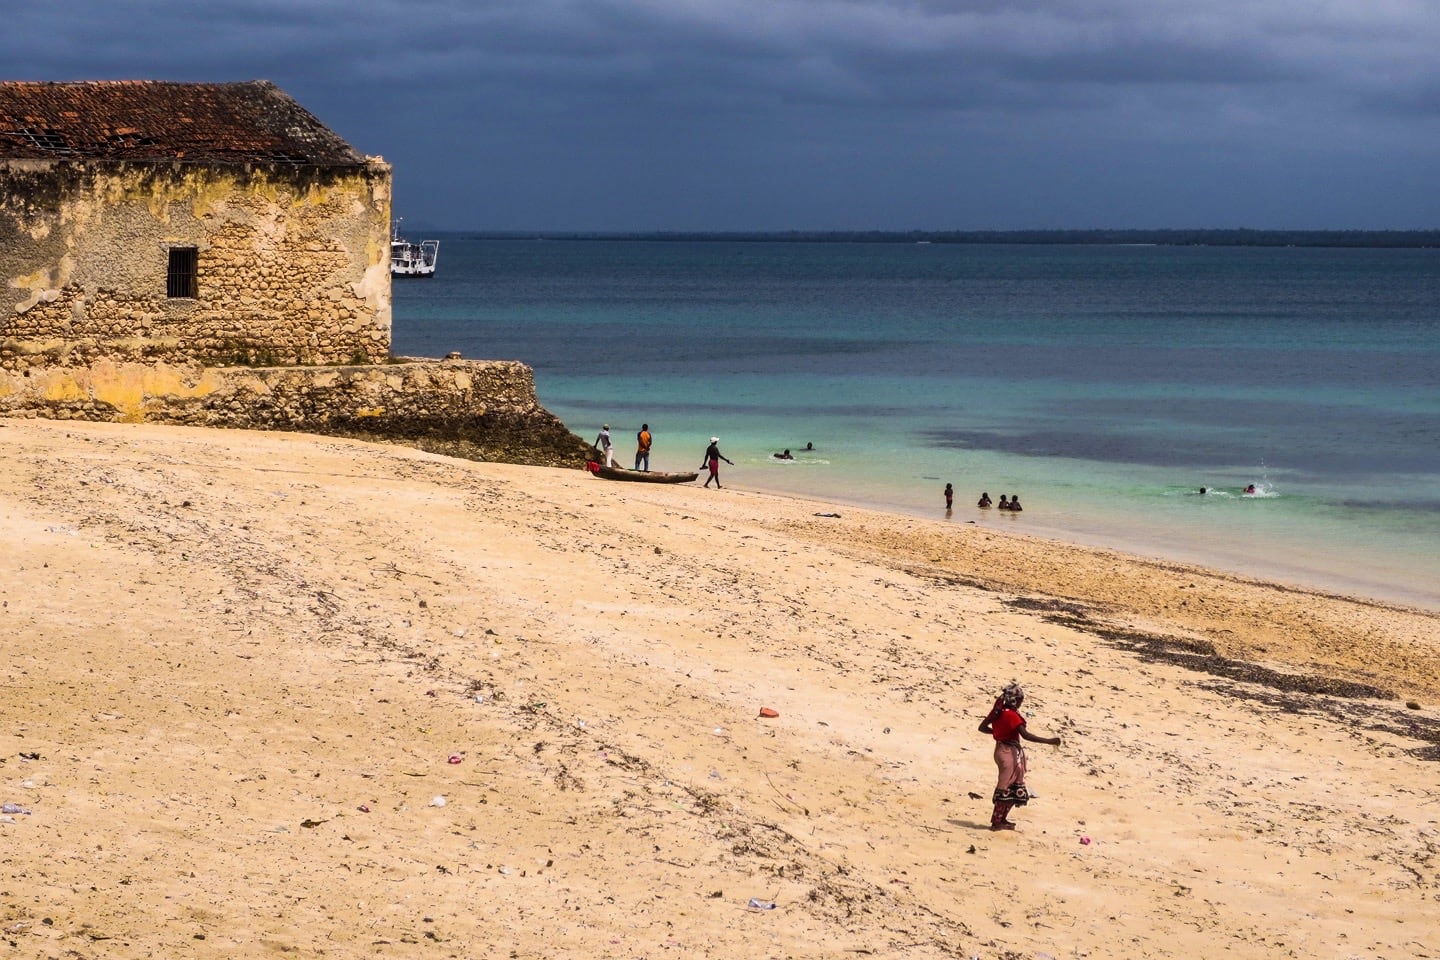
[0,80,368,166]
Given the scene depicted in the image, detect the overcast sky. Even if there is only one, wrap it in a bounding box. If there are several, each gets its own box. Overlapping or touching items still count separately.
[7,0,1439,232]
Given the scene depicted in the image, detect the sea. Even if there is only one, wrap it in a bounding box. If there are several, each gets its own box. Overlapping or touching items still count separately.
[391,237,1440,611]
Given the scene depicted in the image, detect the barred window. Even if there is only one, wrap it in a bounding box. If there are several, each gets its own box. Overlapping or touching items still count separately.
[167,247,198,298]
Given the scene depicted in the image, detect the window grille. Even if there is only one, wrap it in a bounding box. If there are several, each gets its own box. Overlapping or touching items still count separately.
[167,247,198,298]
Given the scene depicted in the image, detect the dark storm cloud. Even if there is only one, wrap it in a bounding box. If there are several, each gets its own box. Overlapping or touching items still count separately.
[5,1,1439,229]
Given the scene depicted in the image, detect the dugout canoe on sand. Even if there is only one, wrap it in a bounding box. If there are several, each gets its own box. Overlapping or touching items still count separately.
[589,463,698,483]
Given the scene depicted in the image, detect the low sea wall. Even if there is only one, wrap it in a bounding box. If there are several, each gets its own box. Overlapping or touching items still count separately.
[0,356,592,467]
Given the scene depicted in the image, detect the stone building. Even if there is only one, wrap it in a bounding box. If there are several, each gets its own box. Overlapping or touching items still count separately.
[0,80,392,372]
[0,80,591,466]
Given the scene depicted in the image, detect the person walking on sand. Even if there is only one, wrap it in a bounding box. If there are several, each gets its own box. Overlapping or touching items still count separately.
[593,424,614,468]
[944,483,954,511]
[978,682,1062,831]
[700,436,733,488]
[635,423,652,471]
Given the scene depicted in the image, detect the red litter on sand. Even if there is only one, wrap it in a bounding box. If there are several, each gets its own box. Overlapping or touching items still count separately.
[1080,836,1092,845]
[758,707,779,718]
[448,754,463,764]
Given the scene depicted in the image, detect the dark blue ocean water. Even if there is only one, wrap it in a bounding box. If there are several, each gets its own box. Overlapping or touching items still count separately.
[393,238,1440,608]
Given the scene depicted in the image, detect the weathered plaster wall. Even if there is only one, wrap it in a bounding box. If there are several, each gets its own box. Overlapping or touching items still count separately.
[0,159,391,372]
[0,357,592,467]
[0,157,588,466]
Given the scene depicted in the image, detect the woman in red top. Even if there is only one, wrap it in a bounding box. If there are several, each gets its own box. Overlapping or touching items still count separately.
[978,682,1062,831]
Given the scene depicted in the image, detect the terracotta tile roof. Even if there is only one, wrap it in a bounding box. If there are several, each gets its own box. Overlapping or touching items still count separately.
[0,80,366,165]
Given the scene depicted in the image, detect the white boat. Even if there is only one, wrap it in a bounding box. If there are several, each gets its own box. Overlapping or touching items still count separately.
[390,220,438,278]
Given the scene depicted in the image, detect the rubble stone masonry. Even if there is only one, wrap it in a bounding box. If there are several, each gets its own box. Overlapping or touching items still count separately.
[1,157,590,466]
[0,357,593,468]
[1,159,392,371]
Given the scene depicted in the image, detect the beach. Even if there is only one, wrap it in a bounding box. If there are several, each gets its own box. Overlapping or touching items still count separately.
[3,418,1437,958]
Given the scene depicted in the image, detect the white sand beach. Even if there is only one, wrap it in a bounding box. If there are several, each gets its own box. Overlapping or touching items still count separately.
[2,418,1437,958]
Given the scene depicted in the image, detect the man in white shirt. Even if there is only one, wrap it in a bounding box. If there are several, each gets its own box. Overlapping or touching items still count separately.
[594,424,614,467]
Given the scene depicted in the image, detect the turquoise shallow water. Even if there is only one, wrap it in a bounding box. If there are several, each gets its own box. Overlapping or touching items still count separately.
[393,238,1440,610]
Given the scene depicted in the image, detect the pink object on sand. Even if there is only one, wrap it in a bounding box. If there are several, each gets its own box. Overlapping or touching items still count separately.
[448,754,463,764]
[1080,836,1092,845]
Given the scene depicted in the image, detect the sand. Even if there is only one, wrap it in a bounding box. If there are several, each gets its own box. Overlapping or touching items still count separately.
[1,418,1437,959]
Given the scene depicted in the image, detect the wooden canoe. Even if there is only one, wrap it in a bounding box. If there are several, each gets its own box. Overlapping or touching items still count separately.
[592,465,698,484]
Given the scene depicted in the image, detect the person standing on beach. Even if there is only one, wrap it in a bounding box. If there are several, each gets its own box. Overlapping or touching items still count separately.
[635,423,652,472]
[978,682,1061,831]
[594,424,614,468]
[700,436,733,488]
[944,483,954,511]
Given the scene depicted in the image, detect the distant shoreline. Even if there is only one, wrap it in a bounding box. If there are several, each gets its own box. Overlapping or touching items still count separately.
[441,228,1440,249]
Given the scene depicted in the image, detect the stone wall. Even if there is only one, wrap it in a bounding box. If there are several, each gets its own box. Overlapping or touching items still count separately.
[0,159,391,372]
[0,357,593,467]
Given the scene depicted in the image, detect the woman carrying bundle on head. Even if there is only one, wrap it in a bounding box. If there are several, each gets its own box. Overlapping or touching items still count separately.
[978,682,1062,831]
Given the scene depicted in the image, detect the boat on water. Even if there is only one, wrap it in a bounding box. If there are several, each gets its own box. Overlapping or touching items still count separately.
[589,464,698,484]
[390,220,438,278]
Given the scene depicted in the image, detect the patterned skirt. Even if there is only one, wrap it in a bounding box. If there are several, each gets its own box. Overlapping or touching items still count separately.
[992,740,1030,806]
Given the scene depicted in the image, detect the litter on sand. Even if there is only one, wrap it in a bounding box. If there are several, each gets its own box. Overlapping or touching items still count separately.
[746,898,778,910]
